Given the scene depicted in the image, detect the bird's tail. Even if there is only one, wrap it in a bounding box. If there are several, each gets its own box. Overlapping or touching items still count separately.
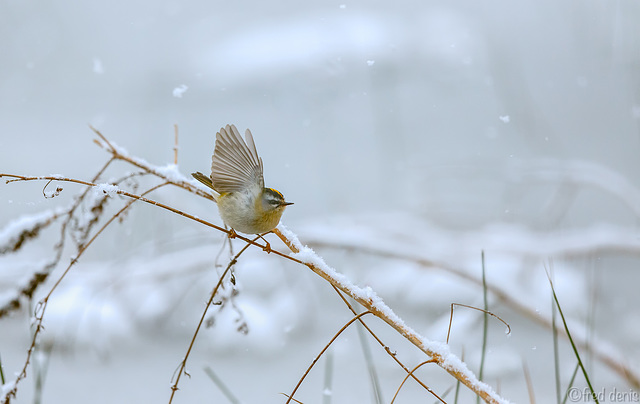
[191,172,219,201]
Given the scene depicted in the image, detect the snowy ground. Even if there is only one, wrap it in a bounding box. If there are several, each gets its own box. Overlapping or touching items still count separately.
[1,1,640,403]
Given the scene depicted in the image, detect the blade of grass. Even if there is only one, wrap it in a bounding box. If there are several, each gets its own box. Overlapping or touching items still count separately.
[550,261,562,404]
[0,353,5,385]
[433,385,453,404]
[454,350,464,404]
[561,363,581,404]
[546,269,599,403]
[522,360,535,404]
[33,344,52,404]
[322,350,334,404]
[355,305,383,404]
[586,258,598,374]
[478,251,489,399]
[203,366,241,404]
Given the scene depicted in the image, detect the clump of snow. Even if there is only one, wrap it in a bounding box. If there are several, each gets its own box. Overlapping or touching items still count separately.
[277,223,304,252]
[1,379,17,400]
[92,136,196,188]
[93,183,120,196]
[499,115,510,123]
[92,58,104,74]
[156,164,191,184]
[43,174,66,180]
[172,84,188,98]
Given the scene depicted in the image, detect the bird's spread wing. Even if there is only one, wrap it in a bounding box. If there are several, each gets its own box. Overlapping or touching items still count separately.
[210,124,264,193]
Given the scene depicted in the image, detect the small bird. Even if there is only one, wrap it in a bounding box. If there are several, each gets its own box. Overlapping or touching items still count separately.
[192,124,293,248]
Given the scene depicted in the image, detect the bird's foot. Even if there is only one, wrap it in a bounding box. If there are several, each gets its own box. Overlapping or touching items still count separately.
[228,228,237,239]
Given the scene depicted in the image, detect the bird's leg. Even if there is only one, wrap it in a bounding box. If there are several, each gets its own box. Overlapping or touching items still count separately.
[257,232,272,253]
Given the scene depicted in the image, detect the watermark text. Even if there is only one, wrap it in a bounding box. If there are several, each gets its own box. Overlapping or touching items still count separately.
[568,387,639,402]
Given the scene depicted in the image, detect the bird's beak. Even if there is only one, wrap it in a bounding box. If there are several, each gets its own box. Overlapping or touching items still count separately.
[282,201,294,206]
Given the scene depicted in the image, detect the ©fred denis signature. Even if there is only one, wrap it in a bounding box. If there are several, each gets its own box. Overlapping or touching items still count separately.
[568,387,639,402]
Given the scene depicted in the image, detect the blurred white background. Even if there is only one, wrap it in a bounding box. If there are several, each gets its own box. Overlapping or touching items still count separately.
[1,0,640,403]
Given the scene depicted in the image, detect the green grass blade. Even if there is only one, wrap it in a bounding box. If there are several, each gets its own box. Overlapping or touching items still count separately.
[547,271,599,403]
[551,263,562,404]
[477,251,489,404]
[0,353,5,384]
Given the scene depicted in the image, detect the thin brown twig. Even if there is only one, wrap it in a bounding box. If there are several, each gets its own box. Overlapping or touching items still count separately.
[285,311,373,404]
[446,303,511,345]
[168,235,260,403]
[41,179,62,199]
[390,359,439,404]
[279,393,304,404]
